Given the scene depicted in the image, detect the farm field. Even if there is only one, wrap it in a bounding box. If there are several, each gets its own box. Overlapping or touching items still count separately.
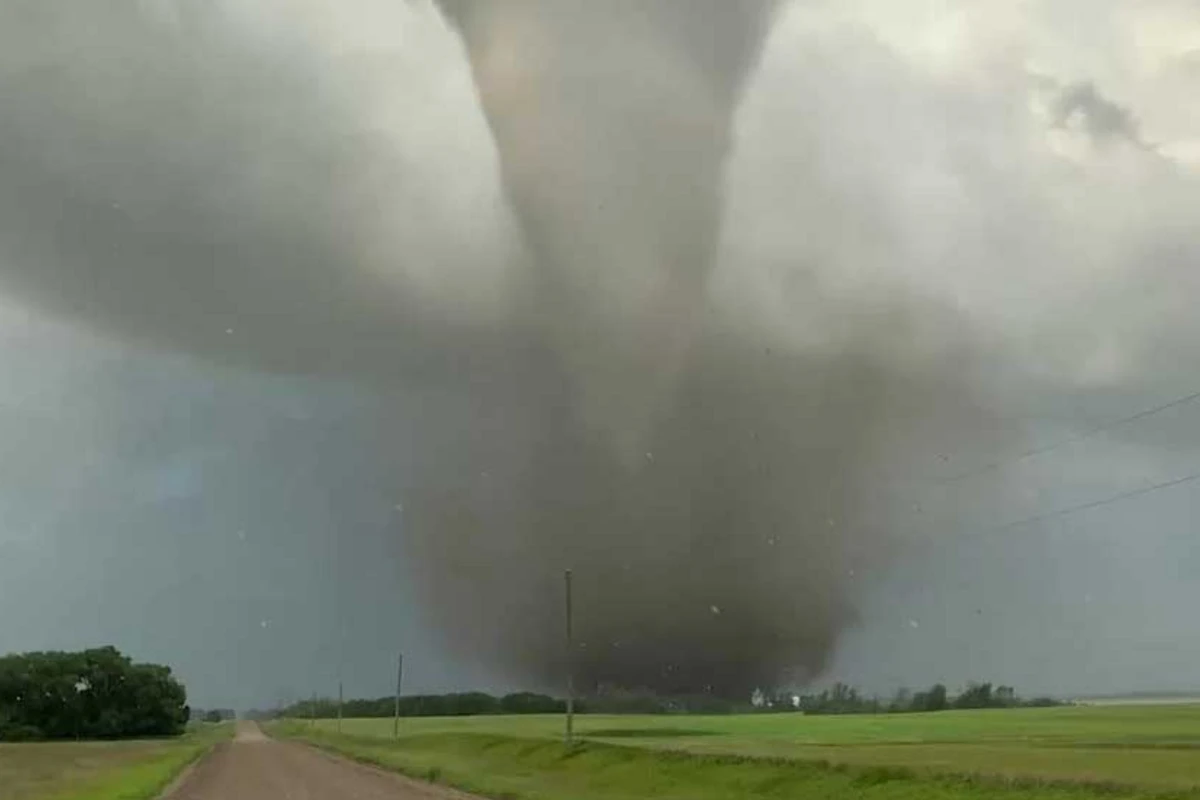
[0,724,230,800]
[271,705,1200,799]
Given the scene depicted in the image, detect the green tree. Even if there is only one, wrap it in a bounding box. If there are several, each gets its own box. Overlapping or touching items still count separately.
[925,683,948,711]
[909,683,947,712]
[0,647,188,741]
[954,682,995,710]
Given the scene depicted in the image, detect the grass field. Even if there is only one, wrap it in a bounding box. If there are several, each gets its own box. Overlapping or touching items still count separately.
[271,705,1200,799]
[0,724,230,800]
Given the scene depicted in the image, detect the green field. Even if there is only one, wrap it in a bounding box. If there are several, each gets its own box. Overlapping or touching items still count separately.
[271,705,1200,799]
[0,724,230,800]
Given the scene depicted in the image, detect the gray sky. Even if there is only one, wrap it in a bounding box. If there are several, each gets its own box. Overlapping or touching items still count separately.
[2,0,1200,708]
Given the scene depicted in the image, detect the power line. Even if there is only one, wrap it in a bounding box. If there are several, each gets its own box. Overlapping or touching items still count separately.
[890,451,1200,548]
[838,384,1200,552]
[988,468,1200,535]
[936,386,1200,488]
[867,386,1200,544]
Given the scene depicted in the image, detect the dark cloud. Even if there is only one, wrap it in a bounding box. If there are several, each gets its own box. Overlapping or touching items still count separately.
[2,0,1199,705]
[1052,80,1145,145]
[0,0,525,384]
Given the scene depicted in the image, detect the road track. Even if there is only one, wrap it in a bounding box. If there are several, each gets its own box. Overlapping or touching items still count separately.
[162,722,476,800]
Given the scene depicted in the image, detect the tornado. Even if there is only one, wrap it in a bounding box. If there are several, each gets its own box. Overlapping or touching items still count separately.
[0,1,990,697]
[408,1,984,696]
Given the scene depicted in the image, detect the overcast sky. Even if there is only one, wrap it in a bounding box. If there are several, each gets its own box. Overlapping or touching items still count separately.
[1,0,1199,709]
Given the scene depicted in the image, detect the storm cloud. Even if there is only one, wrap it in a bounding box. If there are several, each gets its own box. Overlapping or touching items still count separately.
[1,0,1199,703]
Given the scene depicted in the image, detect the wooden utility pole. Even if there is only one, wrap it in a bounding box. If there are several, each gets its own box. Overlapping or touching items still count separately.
[565,568,575,745]
[393,652,404,739]
[337,680,343,734]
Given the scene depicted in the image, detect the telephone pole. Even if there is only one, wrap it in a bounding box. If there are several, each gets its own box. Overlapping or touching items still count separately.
[393,652,404,739]
[337,680,343,734]
[565,568,575,745]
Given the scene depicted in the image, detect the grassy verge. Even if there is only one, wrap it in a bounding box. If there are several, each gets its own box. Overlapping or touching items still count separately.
[0,723,231,800]
[269,721,1200,800]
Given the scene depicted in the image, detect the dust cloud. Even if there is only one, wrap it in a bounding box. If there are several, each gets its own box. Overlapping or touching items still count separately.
[0,1,995,696]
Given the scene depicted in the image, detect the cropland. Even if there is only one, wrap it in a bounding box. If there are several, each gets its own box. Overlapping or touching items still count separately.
[270,704,1200,799]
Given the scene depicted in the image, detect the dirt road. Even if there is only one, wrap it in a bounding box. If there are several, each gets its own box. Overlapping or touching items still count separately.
[162,722,475,800]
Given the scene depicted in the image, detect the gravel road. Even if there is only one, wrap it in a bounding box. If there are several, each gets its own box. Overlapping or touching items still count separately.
[162,722,477,800]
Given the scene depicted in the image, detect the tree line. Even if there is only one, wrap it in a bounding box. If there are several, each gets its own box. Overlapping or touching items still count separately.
[192,707,237,723]
[280,690,762,719]
[762,681,1063,715]
[0,647,189,741]
[283,690,567,719]
[277,681,1061,720]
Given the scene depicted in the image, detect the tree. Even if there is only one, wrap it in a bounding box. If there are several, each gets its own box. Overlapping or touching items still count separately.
[909,683,947,712]
[953,682,994,710]
[925,683,948,712]
[0,647,188,741]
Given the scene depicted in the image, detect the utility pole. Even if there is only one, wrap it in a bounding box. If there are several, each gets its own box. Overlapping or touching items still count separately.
[565,568,575,745]
[393,652,404,739]
[310,691,317,728]
[337,680,344,734]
